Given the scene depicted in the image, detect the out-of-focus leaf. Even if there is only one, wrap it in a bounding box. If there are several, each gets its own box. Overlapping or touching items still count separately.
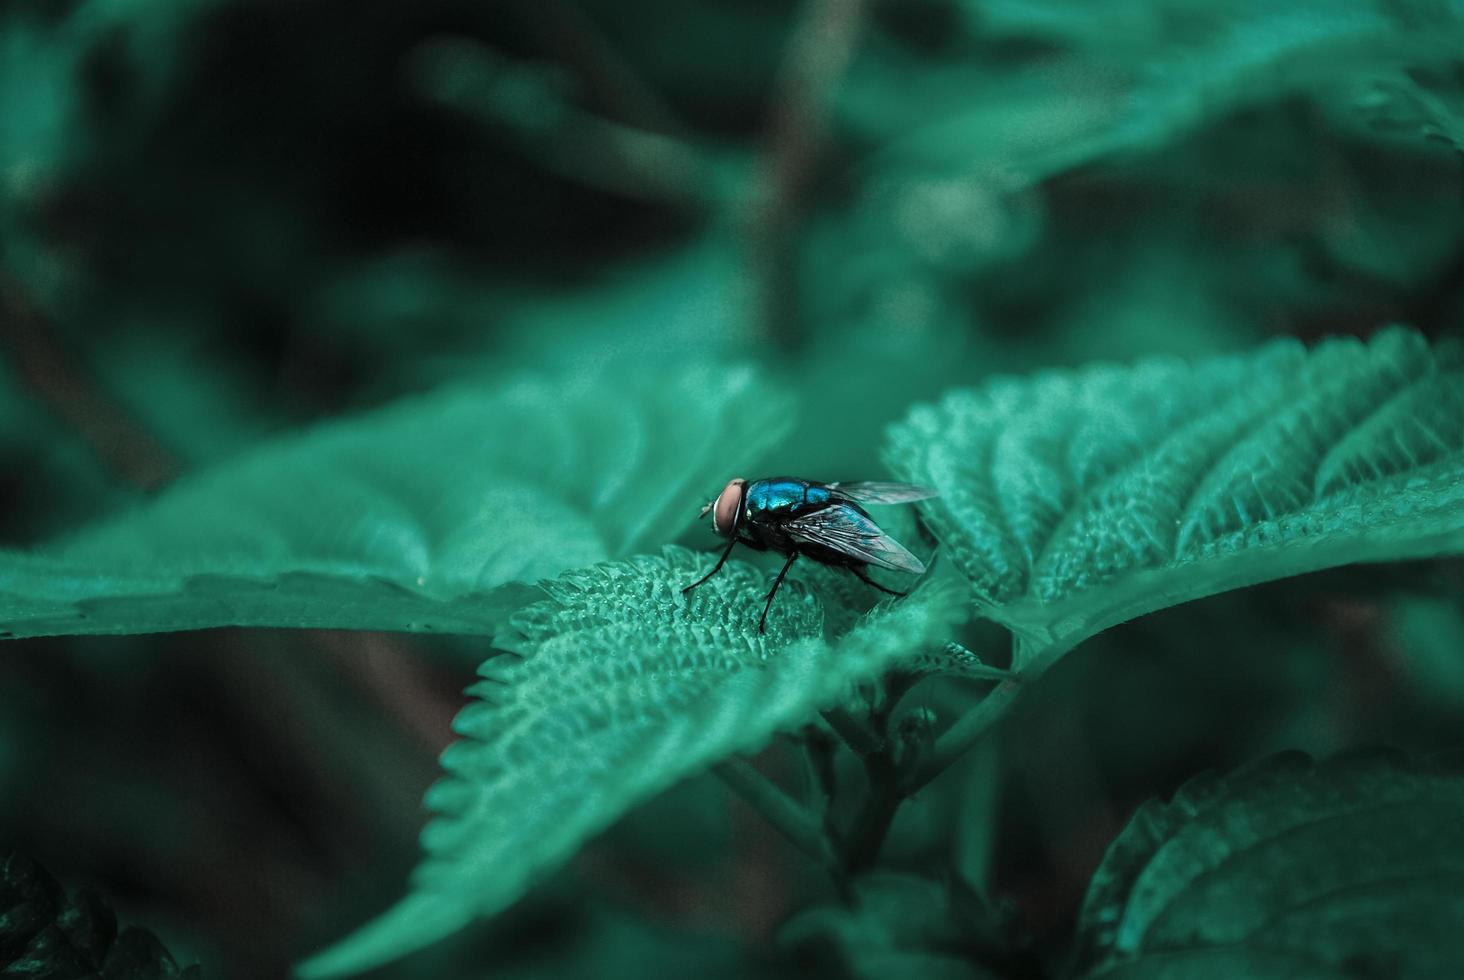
[1355,64,1464,153]
[309,234,752,395]
[0,18,74,190]
[887,329,1464,673]
[780,873,1004,980]
[0,364,791,639]
[0,0,228,308]
[975,0,1463,159]
[1384,593,1464,709]
[485,898,777,980]
[858,0,1464,207]
[1070,751,1464,979]
[298,547,963,977]
[0,851,202,978]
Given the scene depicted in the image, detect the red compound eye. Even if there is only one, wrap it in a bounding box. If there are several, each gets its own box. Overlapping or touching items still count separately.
[712,478,746,536]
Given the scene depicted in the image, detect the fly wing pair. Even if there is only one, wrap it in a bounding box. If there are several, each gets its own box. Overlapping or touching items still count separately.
[783,481,936,575]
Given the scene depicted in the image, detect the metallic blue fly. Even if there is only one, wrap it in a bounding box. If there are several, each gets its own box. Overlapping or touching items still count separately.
[684,477,936,633]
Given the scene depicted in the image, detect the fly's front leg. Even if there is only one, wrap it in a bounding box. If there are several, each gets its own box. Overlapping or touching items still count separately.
[683,536,738,594]
[758,552,799,634]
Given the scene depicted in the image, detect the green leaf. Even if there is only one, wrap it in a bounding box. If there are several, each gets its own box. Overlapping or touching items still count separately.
[971,0,1464,165]
[1357,64,1464,155]
[1070,751,1464,980]
[886,328,1464,673]
[471,897,763,980]
[0,363,790,639]
[780,873,1004,980]
[298,547,963,977]
[2,0,232,309]
[0,851,202,978]
[1385,594,1464,710]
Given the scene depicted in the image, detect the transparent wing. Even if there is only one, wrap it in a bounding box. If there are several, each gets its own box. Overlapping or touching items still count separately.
[827,481,938,505]
[785,504,927,574]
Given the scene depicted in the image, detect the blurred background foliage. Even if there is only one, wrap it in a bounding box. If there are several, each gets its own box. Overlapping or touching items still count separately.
[1,0,1463,977]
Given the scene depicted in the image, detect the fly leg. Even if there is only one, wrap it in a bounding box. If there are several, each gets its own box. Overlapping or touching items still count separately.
[758,552,799,634]
[851,565,907,597]
[683,536,738,594]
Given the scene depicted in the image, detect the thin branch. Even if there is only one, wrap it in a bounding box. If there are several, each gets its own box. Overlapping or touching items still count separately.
[835,671,922,871]
[801,728,838,799]
[715,758,837,868]
[747,0,869,349]
[840,746,901,872]
[0,278,179,490]
[515,0,684,135]
[534,115,712,206]
[876,669,921,717]
[760,0,868,215]
[902,678,1024,796]
[313,630,462,756]
[412,39,716,208]
[822,705,882,757]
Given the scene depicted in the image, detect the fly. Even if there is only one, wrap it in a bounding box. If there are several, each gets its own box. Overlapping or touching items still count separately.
[683,476,936,633]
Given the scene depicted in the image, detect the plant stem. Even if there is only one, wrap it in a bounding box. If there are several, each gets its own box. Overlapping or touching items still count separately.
[715,758,837,868]
[834,672,921,871]
[902,678,1024,796]
[516,0,684,136]
[801,729,842,843]
[822,706,882,757]
[0,278,179,490]
[739,672,1019,881]
[841,745,902,872]
[870,669,910,715]
[748,0,868,349]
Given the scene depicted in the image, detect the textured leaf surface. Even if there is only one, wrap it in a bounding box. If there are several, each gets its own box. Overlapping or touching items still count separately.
[299,547,962,976]
[886,329,1464,672]
[1071,751,1464,980]
[0,364,789,639]
[0,851,202,978]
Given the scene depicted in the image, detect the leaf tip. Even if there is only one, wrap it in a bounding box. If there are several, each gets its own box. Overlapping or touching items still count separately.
[294,894,472,979]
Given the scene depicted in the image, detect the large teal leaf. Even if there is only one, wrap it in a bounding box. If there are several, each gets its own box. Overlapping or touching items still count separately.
[0,364,790,639]
[886,329,1464,673]
[298,547,964,977]
[1070,751,1464,979]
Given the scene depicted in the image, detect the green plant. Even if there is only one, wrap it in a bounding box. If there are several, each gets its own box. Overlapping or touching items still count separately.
[6,0,1464,977]
[3,328,1461,977]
